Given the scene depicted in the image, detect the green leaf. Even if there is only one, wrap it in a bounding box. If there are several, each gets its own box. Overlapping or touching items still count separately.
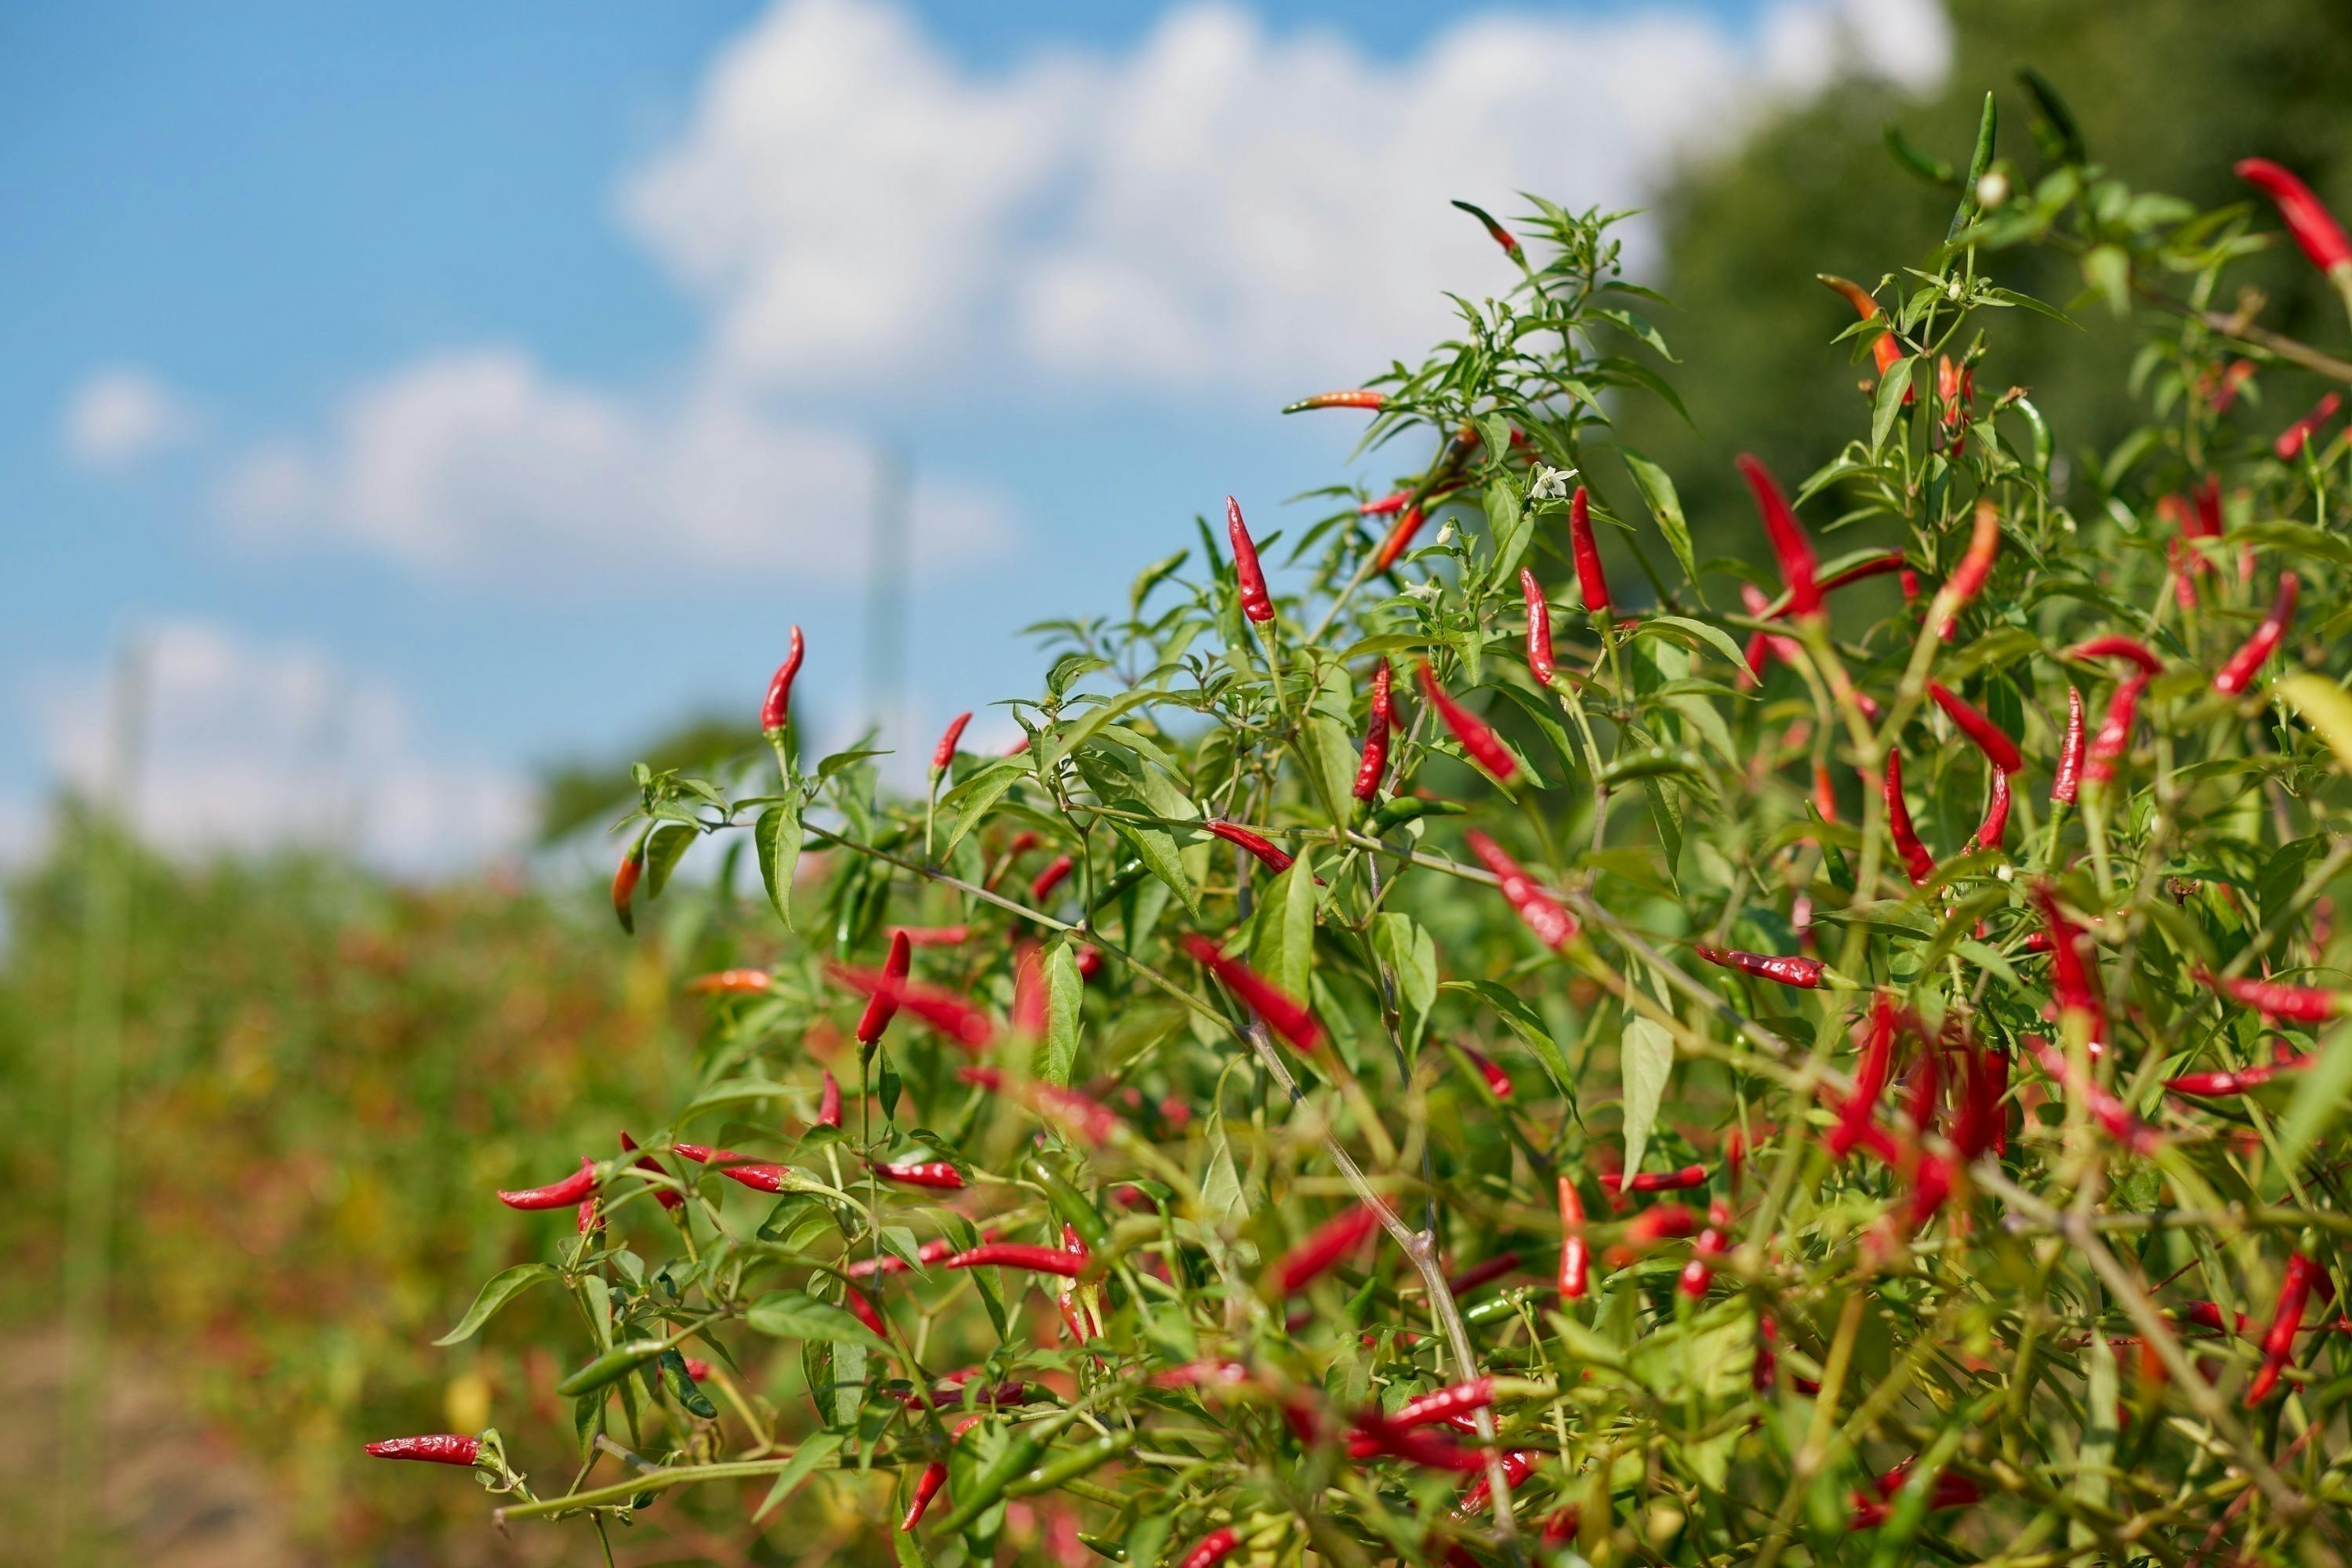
[938,758,1029,860]
[1039,942,1083,1087]
[1620,1015,1675,1178]
[1618,447,1698,587]
[1483,477,1530,591]
[746,1290,890,1351]
[1371,913,1437,1049]
[642,822,696,900]
[2278,673,2352,777]
[755,801,804,931]
[752,1432,844,1524]
[1871,357,1915,455]
[1635,614,1757,681]
[434,1262,558,1346]
[2280,1018,2352,1165]
[1248,851,1319,1005]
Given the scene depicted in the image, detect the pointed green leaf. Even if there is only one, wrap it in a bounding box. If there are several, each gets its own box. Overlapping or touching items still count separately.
[756,801,804,931]
[434,1263,558,1346]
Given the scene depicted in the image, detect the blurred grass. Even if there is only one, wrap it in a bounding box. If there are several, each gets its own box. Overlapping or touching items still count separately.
[0,806,688,1563]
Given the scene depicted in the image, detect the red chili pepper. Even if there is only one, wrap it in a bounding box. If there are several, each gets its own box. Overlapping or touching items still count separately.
[1752,1315,1780,1392]
[1556,1175,1589,1301]
[846,1233,974,1279]
[1849,1462,1981,1529]
[365,1434,481,1465]
[1271,1203,1381,1294]
[2194,965,2343,1022]
[1284,389,1385,413]
[1693,944,1823,989]
[1569,485,1610,613]
[1973,767,2011,852]
[1452,198,1523,260]
[901,924,971,947]
[2052,686,2085,806]
[1929,501,2001,637]
[845,1281,888,1338]
[1929,681,2024,774]
[1029,853,1075,904]
[2238,158,2352,278]
[810,1069,841,1131]
[1074,944,1102,981]
[1737,583,1802,687]
[1176,1527,1241,1568]
[1464,829,1577,949]
[1828,993,1901,1160]
[1225,495,1277,624]
[674,1146,789,1192]
[1882,748,1935,887]
[1812,550,1909,597]
[1455,1042,1513,1099]
[575,1191,601,1233]
[2030,1038,2160,1154]
[2034,882,2105,1033]
[1354,659,1392,803]
[1455,1450,1542,1515]
[1613,1203,1696,1258]
[498,1156,597,1210]
[2214,572,2299,695]
[1736,455,1820,619]
[685,968,771,996]
[1417,660,1518,781]
[2084,672,2149,787]
[1604,1163,1708,1195]
[2247,1254,2335,1405]
[619,1132,684,1210]
[1817,274,1905,380]
[956,1065,1121,1145]
[1181,933,1322,1051]
[1011,942,1048,1037]
[1372,504,1428,572]
[1520,568,1556,685]
[1444,1251,1519,1296]
[2166,1051,2310,1097]
[1345,1420,1489,1472]
[829,964,998,1050]
[901,1460,948,1531]
[760,625,805,735]
[1205,819,1294,874]
[868,1158,965,1190]
[945,1242,1086,1278]
[1952,1040,2005,1160]
[857,927,913,1046]
[2066,635,2162,674]
[931,711,972,773]
[2276,392,2343,460]
[612,844,642,934]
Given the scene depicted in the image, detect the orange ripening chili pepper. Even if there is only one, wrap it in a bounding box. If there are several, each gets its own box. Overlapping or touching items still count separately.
[365,1434,481,1465]
[1270,1203,1381,1294]
[2194,965,2343,1022]
[931,710,971,773]
[1693,943,1823,988]
[1204,819,1294,874]
[1736,454,1820,619]
[2276,392,2343,460]
[612,843,643,935]
[1929,681,2024,774]
[1029,853,1074,903]
[1283,389,1385,413]
[686,967,771,995]
[1353,659,1392,802]
[1464,829,1577,949]
[817,1069,842,1129]
[760,625,805,735]
[1973,766,2011,852]
[2213,571,2298,695]
[2083,671,2148,788]
[900,924,971,947]
[1883,747,1936,887]
[1932,500,2001,637]
[1181,933,1322,1051]
[1817,273,1905,380]
[1520,568,1556,684]
[1555,1175,1589,1300]
[1417,660,1517,780]
[1569,485,1610,613]
[1373,504,1427,572]
[2052,686,2085,806]
[2245,1253,2334,1405]
[826,963,997,1050]
[1226,495,1274,623]
[856,927,912,1046]
[2237,158,2352,281]
[1451,198,1523,260]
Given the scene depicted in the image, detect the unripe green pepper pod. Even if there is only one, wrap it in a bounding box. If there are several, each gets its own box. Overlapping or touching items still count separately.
[659,1348,719,1418]
[557,1338,668,1398]
[1367,796,1468,833]
[1029,1156,1112,1254]
[936,1412,1075,1534]
[1004,1429,1137,1497]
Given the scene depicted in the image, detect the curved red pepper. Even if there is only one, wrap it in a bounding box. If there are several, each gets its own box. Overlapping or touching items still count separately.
[847,1233,973,1279]
[1284,389,1385,412]
[1205,819,1294,875]
[2052,686,2085,806]
[868,1158,965,1190]
[1883,748,1935,887]
[1029,853,1075,904]
[2238,158,2352,278]
[760,625,805,735]
[845,1281,887,1338]
[901,924,971,947]
[956,1065,1122,1145]
[365,1433,481,1465]
[1417,660,1518,780]
[1181,933,1322,1052]
[2067,634,2162,674]
[1817,550,1909,595]
[829,963,997,1050]
[1464,829,1577,949]
[901,1460,948,1530]
[1929,681,2024,774]
[945,1242,1087,1278]
[1444,1251,1519,1296]
[2165,1052,2309,1097]
[1353,659,1392,803]
[1974,767,2011,851]
[1226,495,1274,623]
[1569,485,1610,613]
[2276,392,2343,461]
[1828,993,1900,1160]
[1817,274,1904,380]
[2029,1037,2159,1154]
[857,927,913,1046]
[612,844,642,934]
[2247,1254,2334,1405]
[2084,672,2149,787]
[817,1069,842,1130]
[1693,944,1823,989]
[1520,568,1556,685]
[685,967,771,995]
[1933,502,2001,636]
[931,710,972,772]
[2214,571,2298,695]
[1556,1175,1589,1301]
[498,1157,597,1210]
[1606,1163,1708,1194]
[1736,455,1820,619]
[2195,965,2343,1022]
[619,1132,684,1210]
[1272,1203,1381,1294]
[1456,1449,1542,1515]
[1373,504,1427,572]
[1176,1528,1241,1568]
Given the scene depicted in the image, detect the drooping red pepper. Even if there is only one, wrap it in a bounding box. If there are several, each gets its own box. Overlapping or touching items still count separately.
[1455,1043,1513,1099]
[1817,273,1905,380]
[2194,966,2344,1022]
[2213,572,2299,695]
[1520,568,1556,684]
[845,1281,888,1338]
[945,1242,1087,1278]
[1353,659,1392,803]
[1973,767,2011,852]
[1283,389,1385,413]
[1817,550,1909,595]
[685,968,771,996]
[365,1434,481,1465]
[1361,478,1465,517]
[1848,1462,1982,1529]
[1376,1379,1495,1429]
[1883,748,1935,887]
[1454,1450,1543,1515]
[2066,634,2163,674]
[1444,1251,1519,1296]
[1463,829,1577,949]
[612,844,643,935]
[901,1459,949,1532]
[1176,1527,1242,1568]
[2276,392,2343,461]
[2029,1038,2160,1155]
[2083,672,2149,788]
[1604,1163,1708,1195]
[1271,1203,1382,1294]
[619,1132,684,1210]
[1828,993,1900,1160]
[1737,583,1803,687]
[1011,942,1048,1038]
[1452,198,1523,260]
[817,1069,842,1129]
[2034,882,2107,1044]
[1929,681,2024,774]
[2052,686,2085,806]
[901,924,971,947]
[1372,504,1428,572]
[2166,1051,2310,1098]
[1606,1203,1697,1265]
[1029,853,1075,904]
[827,964,998,1050]
[857,927,913,1046]
[760,625,806,735]
[2246,1254,2335,1405]
[2237,158,2352,280]
[1417,660,1519,781]
[1205,819,1294,875]
[1736,455,1821,619]
[1181,933,1323,1052]
[1226,495,1275,624]
[1569,485,1610,613]
[1346,1420,1489,1472]
[868,1158,966,1190]
[847,1232,975,1279]
[956,1065,1122,1145]
[931,710,972,773]
[1556,1174,1590,1301]
[1693,943,1823,989]
[498,1157,597,1210]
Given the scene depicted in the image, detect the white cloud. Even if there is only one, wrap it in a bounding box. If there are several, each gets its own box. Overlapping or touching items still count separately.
[18,619,535,876]
[626,0,1951,391]
[62,367,200,469]
[216,349,1011,586]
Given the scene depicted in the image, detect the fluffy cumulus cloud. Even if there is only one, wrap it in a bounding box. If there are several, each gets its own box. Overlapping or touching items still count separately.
[625,0,1951,391]
[216,349,1011,586]
[62,366,200,468]
[19,620,535,875]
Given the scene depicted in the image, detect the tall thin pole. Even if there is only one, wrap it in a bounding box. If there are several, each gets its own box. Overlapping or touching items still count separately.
[866,446,909,731]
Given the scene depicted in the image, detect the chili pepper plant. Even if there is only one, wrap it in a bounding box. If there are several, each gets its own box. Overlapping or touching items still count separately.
[390,89,2352,1566]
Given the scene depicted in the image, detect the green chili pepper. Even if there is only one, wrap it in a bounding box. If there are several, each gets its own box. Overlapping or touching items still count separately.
[1947,92,1998,241]
[2013,67,2083,166]
[1029,1157,1111,1254]
[659,1348,718,1418]
[556,1338,668,1398]
[937,1413,1074,1534]
[1882,125,1958,190]
[2013,397,2053,477]
[1810,805,1853,891]
[1004,1430,1137,1497]
[1462,1287,1538,1327]
[1601,746,1704,787]
[1367,797,1468,833]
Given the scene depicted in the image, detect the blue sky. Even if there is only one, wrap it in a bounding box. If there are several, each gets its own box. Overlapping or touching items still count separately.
[2,0,1947,870]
